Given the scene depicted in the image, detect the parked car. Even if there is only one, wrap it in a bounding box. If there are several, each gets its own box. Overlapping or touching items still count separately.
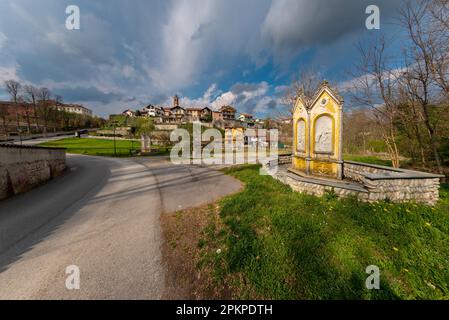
[75,129,88,138]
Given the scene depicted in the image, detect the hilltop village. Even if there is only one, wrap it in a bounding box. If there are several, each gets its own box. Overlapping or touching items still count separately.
[115,95,266,130]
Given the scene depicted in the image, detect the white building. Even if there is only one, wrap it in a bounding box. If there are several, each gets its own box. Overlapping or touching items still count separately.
[238,113,254,122]
[122,109,135,117]
[142,105,163,117]
[58,104,93,117]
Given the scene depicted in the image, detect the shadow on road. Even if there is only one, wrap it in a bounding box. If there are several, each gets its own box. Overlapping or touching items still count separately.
[0,156,111,274]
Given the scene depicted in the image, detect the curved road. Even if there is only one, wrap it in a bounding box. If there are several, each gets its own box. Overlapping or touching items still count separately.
[0,155,241,299]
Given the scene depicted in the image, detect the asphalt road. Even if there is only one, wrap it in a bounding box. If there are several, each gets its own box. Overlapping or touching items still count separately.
[0,155,241,299]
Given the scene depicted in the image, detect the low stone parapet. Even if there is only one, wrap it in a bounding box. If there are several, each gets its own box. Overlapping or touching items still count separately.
[343,161,443,205]
[0,144,66,200]
[264,160,444,206]
[278,154,292,165]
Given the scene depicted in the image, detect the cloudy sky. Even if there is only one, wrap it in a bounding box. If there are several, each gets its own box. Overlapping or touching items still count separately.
[0,0,408,117]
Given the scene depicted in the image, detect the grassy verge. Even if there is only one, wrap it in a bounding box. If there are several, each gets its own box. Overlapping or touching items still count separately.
[343,154,393,167]
[162,165,449,299]
[39,137,170,157]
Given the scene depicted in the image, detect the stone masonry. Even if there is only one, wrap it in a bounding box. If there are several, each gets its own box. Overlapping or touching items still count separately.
[265,155,443,206]
[0,144,66,200]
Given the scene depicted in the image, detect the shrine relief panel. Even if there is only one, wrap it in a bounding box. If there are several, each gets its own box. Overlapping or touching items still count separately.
[314,115,333,154]
[296,119,306,152]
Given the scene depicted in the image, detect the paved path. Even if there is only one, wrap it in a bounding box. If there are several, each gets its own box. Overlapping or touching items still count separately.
[6,132,75,146]
[0,155,241,299]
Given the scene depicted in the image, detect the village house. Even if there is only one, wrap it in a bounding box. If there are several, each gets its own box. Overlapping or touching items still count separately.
[238,113,253,122]
[186,107,212,122]
[220,105,236,120]
[141,105,163,117]
[122,109,135,117]
[117,95,243,127]
[212,111,223,122]
[1,100,93,118]
[57,103,93,117]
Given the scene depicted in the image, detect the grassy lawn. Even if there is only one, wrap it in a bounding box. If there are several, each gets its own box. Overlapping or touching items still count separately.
[343,154,393,167]
[39,137,142,157]
[196,165,449,299]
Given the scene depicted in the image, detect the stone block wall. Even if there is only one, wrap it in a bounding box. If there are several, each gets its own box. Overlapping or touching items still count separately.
[0,145,66,200]
[343,161,443,205]
[362,176,441,204]
[278,154,292,165]
[264,160,444,206]
[344,161,402,184]
[285,176,366,199]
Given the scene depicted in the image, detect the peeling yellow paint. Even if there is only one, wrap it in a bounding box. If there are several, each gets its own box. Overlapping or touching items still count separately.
[292,83,343,179]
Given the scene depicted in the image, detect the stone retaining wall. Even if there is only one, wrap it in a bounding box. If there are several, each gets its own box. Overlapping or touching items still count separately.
[0,145,66,200]
[344,161,402,184]
[343,161,442,205]
[277,171,366,199]
[278,154,292,165]
[265,158,444,206]
[362,176,440,204]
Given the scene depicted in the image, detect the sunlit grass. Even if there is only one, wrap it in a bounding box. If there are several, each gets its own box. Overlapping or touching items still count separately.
[39,137,142,157]
[199,165,449,299]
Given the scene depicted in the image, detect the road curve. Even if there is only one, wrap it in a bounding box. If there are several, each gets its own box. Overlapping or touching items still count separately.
[0,154,241,299]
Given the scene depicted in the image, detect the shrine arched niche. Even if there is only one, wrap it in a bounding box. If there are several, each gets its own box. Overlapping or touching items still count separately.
[296,118,306,153]
[313,114,334,155]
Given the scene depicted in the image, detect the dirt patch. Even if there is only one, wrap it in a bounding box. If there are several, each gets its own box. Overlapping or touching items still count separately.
[160,203,235,299]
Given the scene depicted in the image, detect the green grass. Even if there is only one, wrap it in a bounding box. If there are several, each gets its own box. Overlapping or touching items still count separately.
[343,154,393,167]
[39,137,142,157]
[200,165,449,299]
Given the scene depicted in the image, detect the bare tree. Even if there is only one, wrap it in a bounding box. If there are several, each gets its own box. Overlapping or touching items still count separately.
[428,0,449,98]
[4,80,21,131]
[351,37,402,168]
[399,0,445,174]
[0,105,10,134]
[18,96,32,133]
[280,68,322,116]
[36,87,53,134]
[24,84,40,132]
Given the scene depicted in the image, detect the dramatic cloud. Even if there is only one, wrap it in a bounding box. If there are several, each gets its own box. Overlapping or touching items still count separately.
[54,86,124,104]
[173,81,280,117]
[262,0,401,62]
[0,0,407,116]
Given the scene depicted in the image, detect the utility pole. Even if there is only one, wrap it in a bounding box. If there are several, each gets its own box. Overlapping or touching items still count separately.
[18,128,22,146]
[112,120,117,157]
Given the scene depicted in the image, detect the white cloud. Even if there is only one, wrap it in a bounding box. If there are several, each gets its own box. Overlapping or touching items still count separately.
[211,92,237,110]
[0,0,405,117]
[262,0,401,63]
[149,0,271,92]
[0,32,7,49]
[122,65,137,80]
[171,81,278,116]
[337,67,406,93]
[0,65,19,83]
[151,0,216,90]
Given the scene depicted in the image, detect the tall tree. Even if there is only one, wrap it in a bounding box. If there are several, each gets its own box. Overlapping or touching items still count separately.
[351,37,402,168]
[18,96,32,133]
[36,87,53,134]
[4,80,21,131]
[24,84,40,132]
[280,68,322,116]
[136,118,155,153]
[0,105,10,134]
[399,0,445,174]
[428,0,449,97]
